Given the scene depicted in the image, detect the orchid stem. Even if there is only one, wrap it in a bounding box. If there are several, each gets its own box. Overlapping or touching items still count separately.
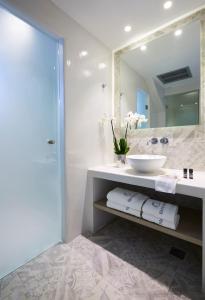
[125,122,129,140]
[111,119,117,142]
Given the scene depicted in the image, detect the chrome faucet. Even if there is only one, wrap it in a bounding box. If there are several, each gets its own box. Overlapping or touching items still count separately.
[147,137,158,145]
[160,137,169,144]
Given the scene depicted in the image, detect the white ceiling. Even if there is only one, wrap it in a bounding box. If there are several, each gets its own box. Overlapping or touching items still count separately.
[51,0,205,49]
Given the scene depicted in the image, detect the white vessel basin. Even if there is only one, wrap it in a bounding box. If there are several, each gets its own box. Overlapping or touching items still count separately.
[127,154,167,173]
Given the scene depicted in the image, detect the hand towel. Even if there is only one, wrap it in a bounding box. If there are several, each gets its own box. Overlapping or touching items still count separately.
[107,201,141,217]
[142,213,180,230]
[107,187,149,210]
[155,175,178,194]
[142,199,178,223]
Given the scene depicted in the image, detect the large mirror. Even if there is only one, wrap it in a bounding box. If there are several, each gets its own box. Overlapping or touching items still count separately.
[118,20,201,129]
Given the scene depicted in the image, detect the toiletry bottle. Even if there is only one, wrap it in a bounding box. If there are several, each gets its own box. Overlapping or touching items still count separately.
[189,169,193,179]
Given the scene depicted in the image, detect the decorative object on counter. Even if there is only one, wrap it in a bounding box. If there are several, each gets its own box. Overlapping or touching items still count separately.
[183,168,188,179]
[111,119,130,166]
[106,187,180,230]
[189,169,194,179]
[155,174,178,194]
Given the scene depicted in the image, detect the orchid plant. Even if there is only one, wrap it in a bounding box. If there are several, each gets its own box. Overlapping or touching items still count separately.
[111,112,148,156]
[111,119,129,155]
[124,111,148,130]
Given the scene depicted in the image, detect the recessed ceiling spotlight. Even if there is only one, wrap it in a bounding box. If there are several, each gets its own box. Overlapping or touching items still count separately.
[163,1,173,10]
[174,29,183,36]
[140,45,147,51]
[79,50,88,58]
[98,63,107,70]
[124,25,132,32]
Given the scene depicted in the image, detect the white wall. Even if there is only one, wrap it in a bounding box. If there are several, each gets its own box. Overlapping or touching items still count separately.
[120,60,166,127]
[1,0,113,241]
[145,78,166,128]
[120,60,148,118]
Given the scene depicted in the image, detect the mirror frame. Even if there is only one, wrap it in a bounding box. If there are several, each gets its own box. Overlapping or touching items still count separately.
[113,8,205,130]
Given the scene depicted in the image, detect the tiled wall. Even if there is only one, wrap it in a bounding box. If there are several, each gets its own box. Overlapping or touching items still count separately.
[128,125,205,171]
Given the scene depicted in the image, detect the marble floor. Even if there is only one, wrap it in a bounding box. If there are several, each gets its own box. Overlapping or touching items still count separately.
[0,218,204,300]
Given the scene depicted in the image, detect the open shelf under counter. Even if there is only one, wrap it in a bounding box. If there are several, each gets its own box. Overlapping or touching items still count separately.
[94,200,202,247]
[87,165,205,290]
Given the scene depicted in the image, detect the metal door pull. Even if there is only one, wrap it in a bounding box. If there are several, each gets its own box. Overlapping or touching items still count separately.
[47,140,56,145]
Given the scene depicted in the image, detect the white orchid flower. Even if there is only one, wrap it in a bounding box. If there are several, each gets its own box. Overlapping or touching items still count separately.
[124,111,148,130]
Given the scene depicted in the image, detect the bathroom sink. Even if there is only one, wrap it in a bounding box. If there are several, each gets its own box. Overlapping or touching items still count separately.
[127,154,167,173]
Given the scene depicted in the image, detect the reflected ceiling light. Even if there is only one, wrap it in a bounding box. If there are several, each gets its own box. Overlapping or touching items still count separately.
[195,102,198,105]
[124,25,132,32]
[98,63,107,70]
[83,70,92,77]
[163,1,173,9]
[174,29,183,36]
[67,60,71,67]
[140,45,147,51]
[79,50,88,58]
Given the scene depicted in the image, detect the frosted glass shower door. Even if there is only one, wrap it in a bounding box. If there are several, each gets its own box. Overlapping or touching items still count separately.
[0,6,62,278]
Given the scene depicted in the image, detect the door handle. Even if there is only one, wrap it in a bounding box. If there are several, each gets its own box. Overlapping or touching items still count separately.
[47,139,56,145]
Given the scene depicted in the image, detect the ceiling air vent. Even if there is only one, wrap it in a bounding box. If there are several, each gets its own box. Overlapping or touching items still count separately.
[157,67,192,84]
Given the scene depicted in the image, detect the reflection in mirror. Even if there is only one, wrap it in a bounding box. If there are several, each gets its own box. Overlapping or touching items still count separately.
[120,21,200,129]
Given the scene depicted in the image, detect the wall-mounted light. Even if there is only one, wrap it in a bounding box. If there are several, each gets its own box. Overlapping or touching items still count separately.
[79,50,88,58]
[83,70,92,77]
[98,63,107,70]
[66,60,71,67]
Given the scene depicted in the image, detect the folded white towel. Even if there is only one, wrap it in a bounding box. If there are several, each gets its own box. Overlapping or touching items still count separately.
[107,201,141,217]
[155,175,178,194]
[107,187,149,210]
[142,213,180,230]
[142,199,178,223]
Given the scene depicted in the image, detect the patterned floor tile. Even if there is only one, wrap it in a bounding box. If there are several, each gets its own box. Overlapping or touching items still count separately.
[0,218,204,300]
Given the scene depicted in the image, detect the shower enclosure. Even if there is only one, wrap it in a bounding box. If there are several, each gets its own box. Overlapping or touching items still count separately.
[0,5,64,279]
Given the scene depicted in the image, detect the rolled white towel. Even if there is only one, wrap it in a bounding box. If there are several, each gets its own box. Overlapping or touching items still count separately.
[107,201,141,217]
[143,199,178,223]
[142,213,180,230]
[107,188,149,211]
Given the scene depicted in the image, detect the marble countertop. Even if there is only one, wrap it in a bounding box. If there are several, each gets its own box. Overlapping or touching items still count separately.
[88,165,205,198]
